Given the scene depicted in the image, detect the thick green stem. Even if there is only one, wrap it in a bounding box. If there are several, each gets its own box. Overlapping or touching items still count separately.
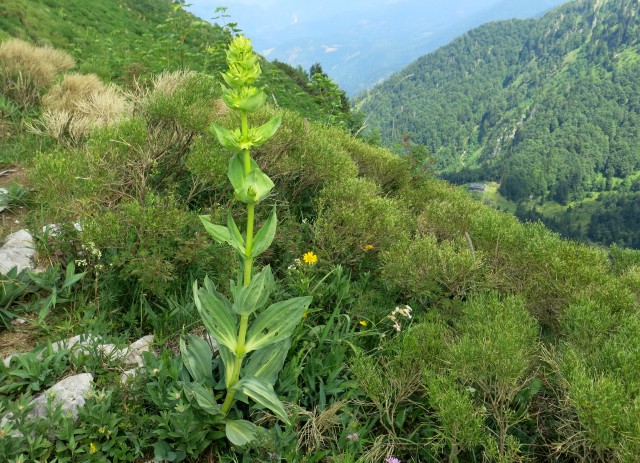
[221,110,255,417]
[221,314,249,415]
[241,110,254,287]
[244,204,255,286]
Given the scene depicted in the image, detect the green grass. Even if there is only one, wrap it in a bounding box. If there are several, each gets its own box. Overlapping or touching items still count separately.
[0,0,325,120]
[469,181,518,213]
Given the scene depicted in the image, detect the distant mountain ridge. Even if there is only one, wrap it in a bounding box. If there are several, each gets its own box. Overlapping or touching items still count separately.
[187,0,568,95]
[358,0,640,205]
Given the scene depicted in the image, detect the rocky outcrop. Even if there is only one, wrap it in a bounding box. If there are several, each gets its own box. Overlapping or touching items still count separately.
[0,229,36,274]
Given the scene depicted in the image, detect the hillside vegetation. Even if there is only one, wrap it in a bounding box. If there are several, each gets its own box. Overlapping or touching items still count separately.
[1,1,640,462]
[358,0,640,248]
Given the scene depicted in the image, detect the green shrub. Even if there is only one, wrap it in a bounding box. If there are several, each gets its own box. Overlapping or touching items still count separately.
[446,293,540,461]
[315,177,414,267]
[609,244,640,274]
[252,107,359,206]
[424,372,487,462]
[340,135,411,194]
[382,233,486,300]
[557,298,640,460]
[29,70,235,311]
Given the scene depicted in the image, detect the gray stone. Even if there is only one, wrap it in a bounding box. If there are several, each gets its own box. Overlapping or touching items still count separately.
[0,187,7,212]
[1,373,94,434]
[205,333,219,354]
[0,229,36,274]
[29,373,93,420]
[123,335,154,366]
[120,368,141,384]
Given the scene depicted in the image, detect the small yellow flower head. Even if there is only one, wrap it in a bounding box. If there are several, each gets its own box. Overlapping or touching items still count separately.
[302,311,308,319]
[359,320,368,327]
[89,442,98,454]
[302,251,318,265]
[363,244,374,251]
[98,426,106,434]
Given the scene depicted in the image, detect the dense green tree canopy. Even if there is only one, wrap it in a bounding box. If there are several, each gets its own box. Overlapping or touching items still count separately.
[358,0,640,205]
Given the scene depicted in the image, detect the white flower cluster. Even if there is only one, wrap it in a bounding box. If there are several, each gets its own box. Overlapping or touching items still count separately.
[387,304,413,332]
[287,258,302,271]
[76,241,102,268]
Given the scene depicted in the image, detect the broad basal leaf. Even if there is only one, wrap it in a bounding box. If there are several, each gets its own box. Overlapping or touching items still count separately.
[184,382,221,416]
[218,343,237,389]
[243,339,290,385]
[232,265,274,316]
[236,375,290,424]
[180,334,213,384]
[193,281,237,351]
[225,419,257,446]
[244,296,312,352]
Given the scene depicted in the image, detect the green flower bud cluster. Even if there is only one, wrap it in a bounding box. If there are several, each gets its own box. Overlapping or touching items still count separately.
[220,36,264,111]
[211,36,282,206]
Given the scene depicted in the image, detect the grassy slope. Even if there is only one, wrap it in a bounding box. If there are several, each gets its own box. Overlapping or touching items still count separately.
[0,0,323,119]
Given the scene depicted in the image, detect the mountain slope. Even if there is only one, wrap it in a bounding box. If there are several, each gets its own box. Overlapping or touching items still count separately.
[358,0,640,207]
[0,0,325,119]
[187,0,568,95]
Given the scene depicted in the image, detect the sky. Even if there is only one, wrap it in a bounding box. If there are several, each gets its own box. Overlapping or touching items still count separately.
[187,0,571,95]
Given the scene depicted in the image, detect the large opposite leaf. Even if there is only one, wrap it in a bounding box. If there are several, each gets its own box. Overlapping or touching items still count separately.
[227,153,258,192]
[180,334,213,385]
[237,89,267,112]
[210,123,241,152]
[243,339,291,385]
[236,375,289,424]
[244,296,312,352]
[218,343,237,388]
[251,207,277,258]
[232,266,274,316]
[184,382,221,416]
[241,168,274,204]
[251,115,282,147]
[225,419,257,446]
[193,281,237,351]
[227,212,246,255]
[200,215,231,245]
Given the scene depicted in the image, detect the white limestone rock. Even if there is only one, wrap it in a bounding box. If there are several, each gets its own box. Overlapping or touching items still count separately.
[1,373,94,434]
[0,229,36,275]
[0,187,7,212]
[29,373,93,420]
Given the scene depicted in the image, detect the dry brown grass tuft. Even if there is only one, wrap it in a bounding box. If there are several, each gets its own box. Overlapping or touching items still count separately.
[32,74,131,147]
[0,38,75,107]
[152,69,197,96]
[296,401,345,453]
[42,73,105,112]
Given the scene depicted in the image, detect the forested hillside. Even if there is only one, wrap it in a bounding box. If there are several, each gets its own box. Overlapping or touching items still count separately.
[358,0,640,247]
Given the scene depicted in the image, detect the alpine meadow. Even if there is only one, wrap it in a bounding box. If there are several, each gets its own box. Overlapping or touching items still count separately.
[1,0,639,462]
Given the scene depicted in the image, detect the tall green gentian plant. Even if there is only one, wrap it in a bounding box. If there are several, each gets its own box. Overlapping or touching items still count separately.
[183,36,312,447]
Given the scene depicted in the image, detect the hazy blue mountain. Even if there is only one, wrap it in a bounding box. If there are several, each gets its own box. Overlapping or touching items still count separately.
[187,0,570,95]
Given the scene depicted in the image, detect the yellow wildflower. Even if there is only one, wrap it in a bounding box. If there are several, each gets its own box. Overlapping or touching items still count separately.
[89,442,98,454]
[359,320,368,327]
[363,244,374,251]
[302,251,318,265]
